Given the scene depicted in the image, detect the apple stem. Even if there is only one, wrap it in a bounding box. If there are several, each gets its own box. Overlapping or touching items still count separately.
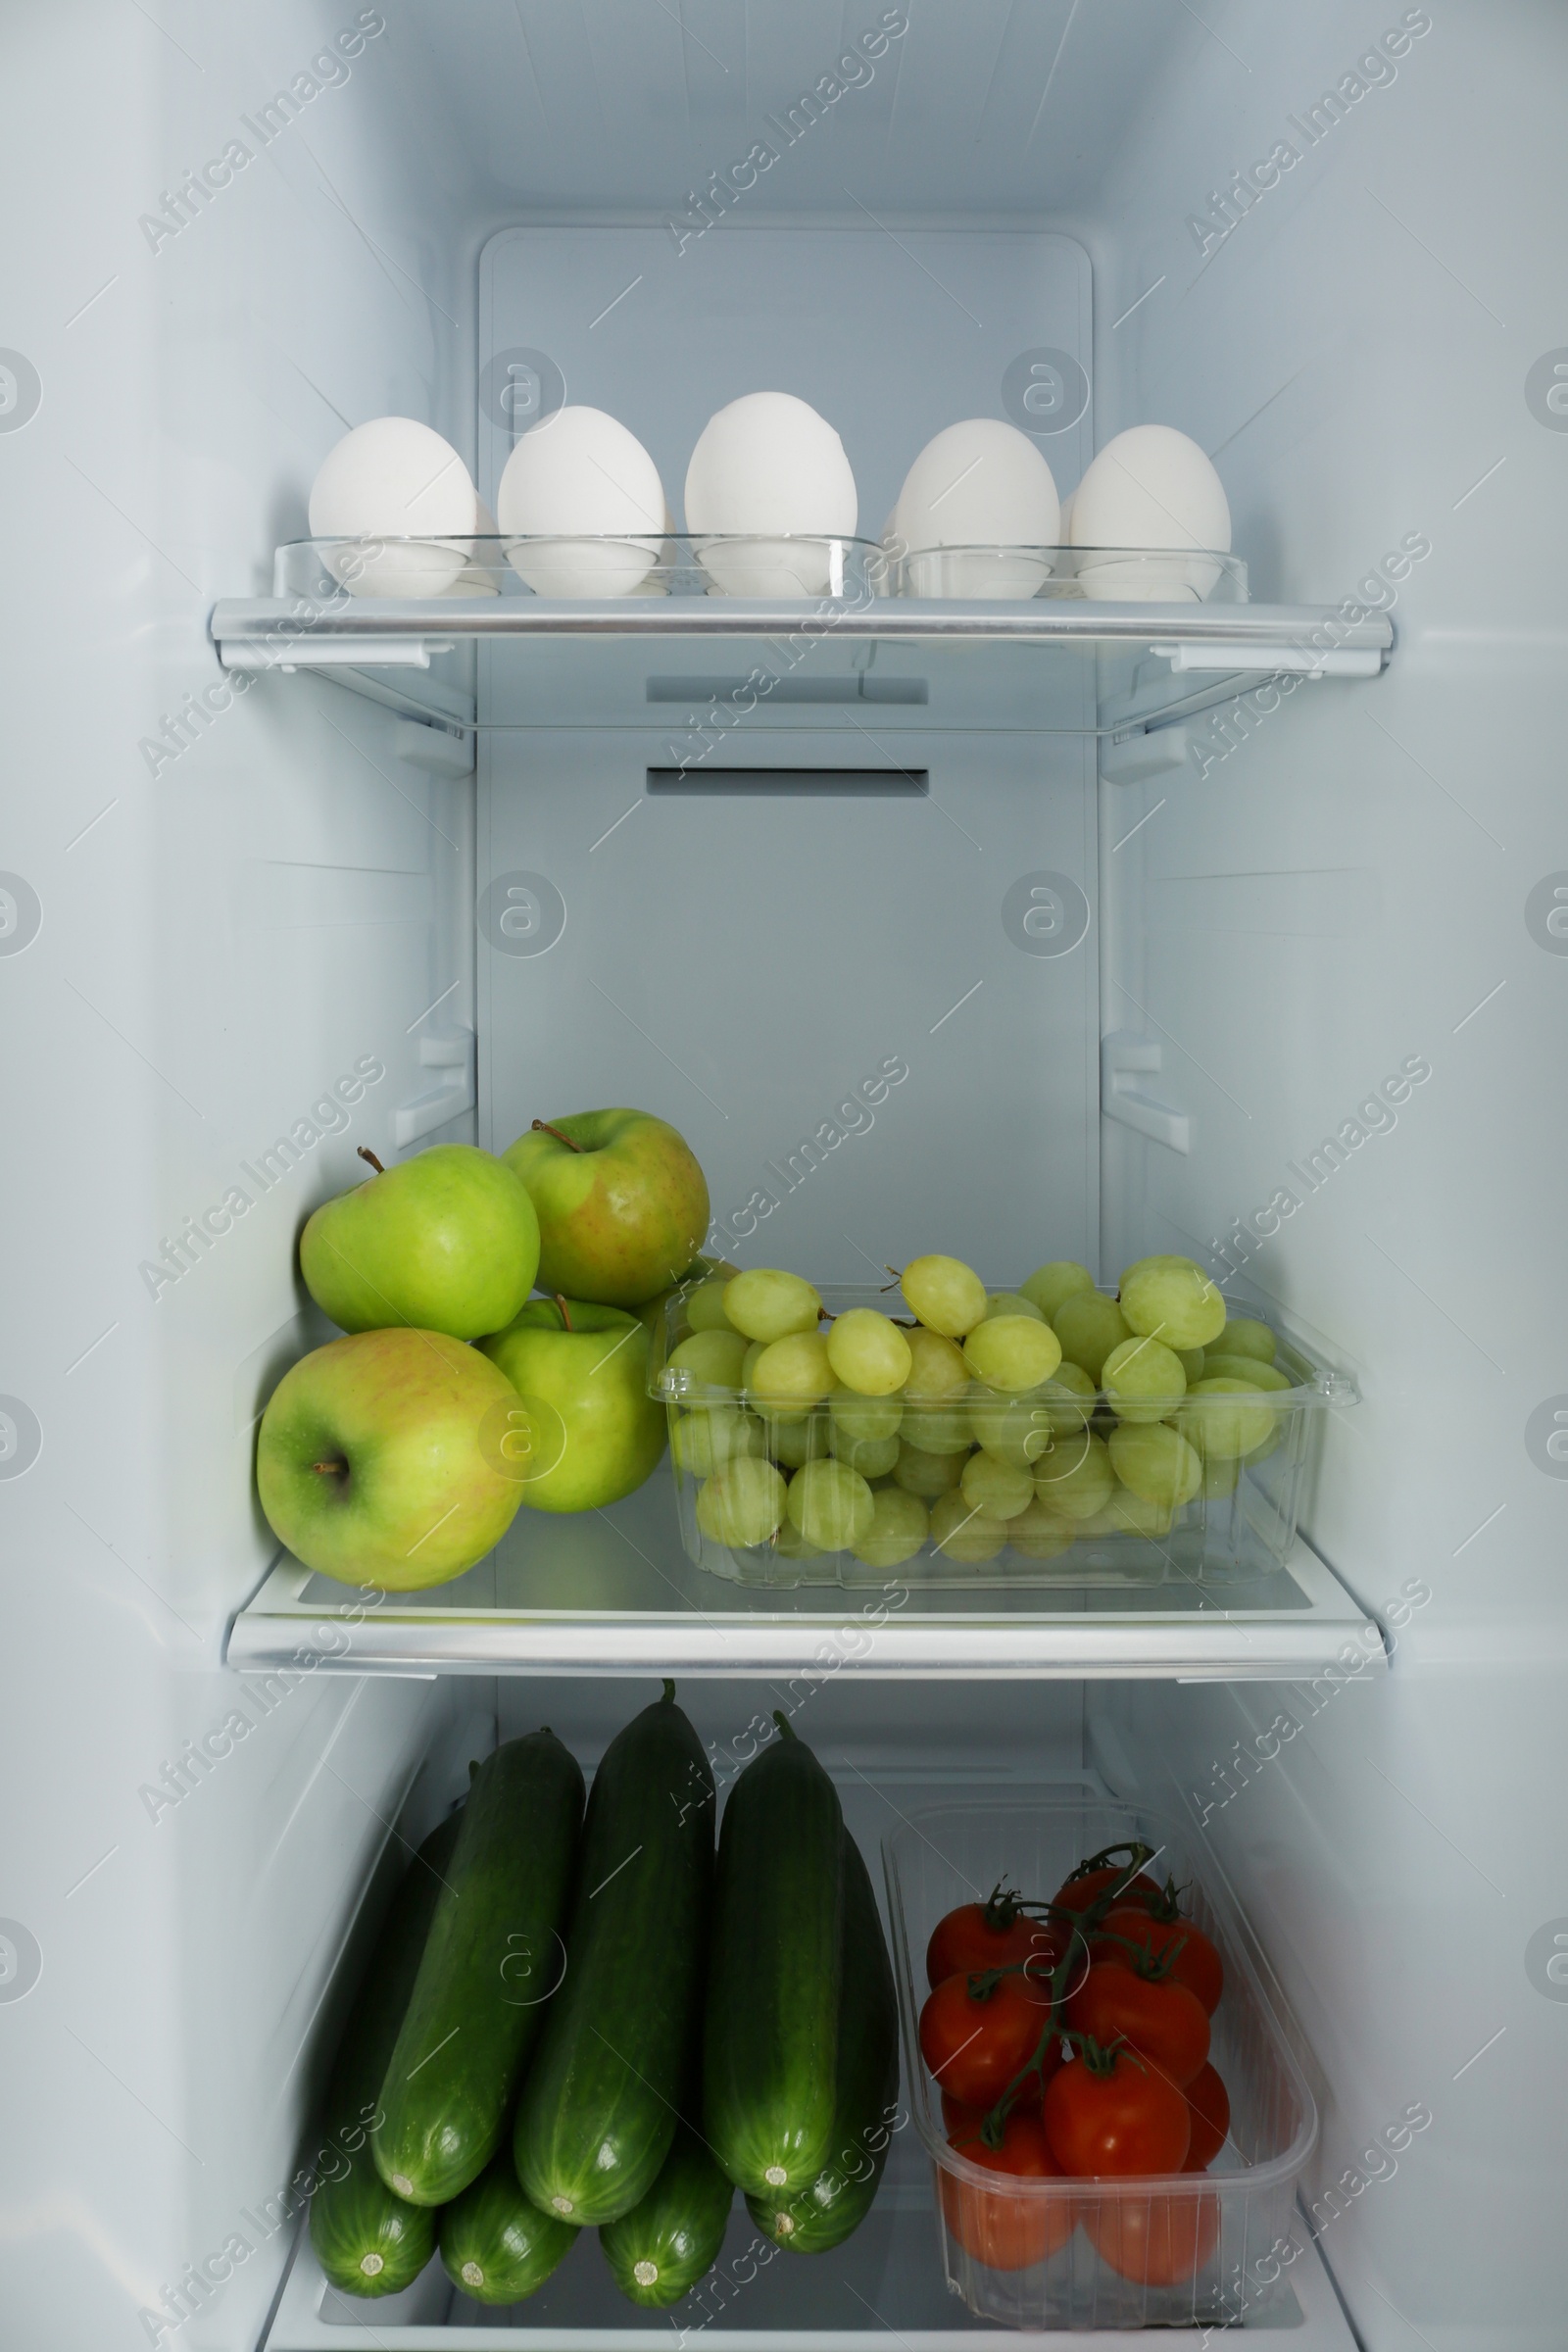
[358,1147,385,1175]
[532,1119,583,1153]
[313,1458,349,1476]
[553,1294,574,1333]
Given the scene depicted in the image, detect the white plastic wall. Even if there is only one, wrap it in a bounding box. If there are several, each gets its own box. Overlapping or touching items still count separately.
[1085,6,1568,2346]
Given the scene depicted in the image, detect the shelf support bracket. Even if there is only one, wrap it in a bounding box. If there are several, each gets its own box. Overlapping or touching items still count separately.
[1102,1032,1191,1153]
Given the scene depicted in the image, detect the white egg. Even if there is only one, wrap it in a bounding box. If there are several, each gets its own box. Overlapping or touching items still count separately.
[894,418,1059,597]
[309,417,478,599]
[685,393,858,597]
[497,407,664,598]
[1069,425,1230,601]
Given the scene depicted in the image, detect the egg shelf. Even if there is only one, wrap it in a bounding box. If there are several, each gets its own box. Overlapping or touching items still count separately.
[210,535,1393,742]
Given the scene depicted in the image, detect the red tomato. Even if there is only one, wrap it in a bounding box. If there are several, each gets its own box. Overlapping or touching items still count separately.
[1043,2049,1192,2178]
[919,1971,1053,2110]
[1085,2188,1220,2284]
[927,1895,1062,1990]
[1183,2064,1230,2171]
[1093,1904,1224,2016]
[940,2110,1075,2270]
[1064,1962,1210,2089]
[1052,1862,1162,1923]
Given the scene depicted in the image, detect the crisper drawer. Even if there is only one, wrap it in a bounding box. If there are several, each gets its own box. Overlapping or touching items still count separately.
[262,1770,1354,2351]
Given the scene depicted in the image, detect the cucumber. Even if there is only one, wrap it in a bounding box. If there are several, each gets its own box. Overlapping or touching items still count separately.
[374,1729,584,2205]
[514,1682,714,2224]
[310,1811,461,2297]
[704,1712,843,2199]
[599,2123,733,2309]
[438,2147,578,2306]
[747,1826,900,2255]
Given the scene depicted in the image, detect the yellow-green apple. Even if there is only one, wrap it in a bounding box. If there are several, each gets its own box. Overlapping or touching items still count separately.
[501,1110,709,1308]
[479,1298,667,1511]
[300,1144,539,1341]
[257,1328,524,1589]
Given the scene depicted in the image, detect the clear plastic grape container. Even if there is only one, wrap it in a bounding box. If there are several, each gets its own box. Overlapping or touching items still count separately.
[647,1283,1356,1592]
[883,1793,1318,2332]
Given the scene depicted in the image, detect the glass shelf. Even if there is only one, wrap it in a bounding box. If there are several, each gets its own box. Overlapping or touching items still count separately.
[225,1474,1387,1683]
[209,536,1391,740]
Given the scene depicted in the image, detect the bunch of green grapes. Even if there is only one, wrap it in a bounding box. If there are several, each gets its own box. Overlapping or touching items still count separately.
[668,1252,1287,1567]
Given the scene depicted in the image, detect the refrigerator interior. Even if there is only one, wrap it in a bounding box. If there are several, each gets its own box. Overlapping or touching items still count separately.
[2,3,1563,2348]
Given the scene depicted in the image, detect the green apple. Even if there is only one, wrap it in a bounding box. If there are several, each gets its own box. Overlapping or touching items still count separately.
[501,1110,710,1309]
[256,1328,524,1590]
[479,1298,667,1512]
[300,1144,539,1341]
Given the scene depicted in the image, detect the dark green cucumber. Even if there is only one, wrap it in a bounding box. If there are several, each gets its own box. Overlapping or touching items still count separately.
[599,2123,733,2309]
[704,1712,843,2198]
[373,1730,584,2205]
[438,2147,578,2305]
[514,1683,714,2224]
[310,1812,461,2297]
[747,1826,900,2254]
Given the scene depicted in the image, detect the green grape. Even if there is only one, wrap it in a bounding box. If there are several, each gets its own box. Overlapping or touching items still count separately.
[901,1401,976,1455]
[827,1423,900,1479]
[1033,1428,1115,1520]
[1006,1496,1076,1561]
[1202,1354,1292,1393]
[984,1292,1045,1323]
[900,1254,987,1339]
[931,1491,1006,1563]
[1107,1421,1202,1508]
[1200,1449,1242,1499]
[960,1450,1034,1519]
[695,1458,787,1547]
[685,1277,739,1335]
[1019,1260,1097,1322]
[723,1268,822,1343]
[1117,1254,1226,1350]
[787,1459,875,1550]
[671,1405,764,1479]
[1176,1347,1206,1383]
[1052,1293,1132,1383]
[824,1308,912,1397]
[851,1488,929,1569]
[749,1332,836,1416]
[1039,1362,1097,1433]
[668,1330,749,1389]
[962,1315,1063,1395]
[969,1388,1054,1471]
[773,1518,824,1562]
[1101,1335,1188,1425]
[892,1441,965,1498]
[1104,1488,1175,1540]
[766,1414,830,1470]
[1219,1316,1276,1366]
[830,1390,904,1443]
[904,1327,971,1401]
[1245,1419,1285,1463]
[1179,1377,1274,1462]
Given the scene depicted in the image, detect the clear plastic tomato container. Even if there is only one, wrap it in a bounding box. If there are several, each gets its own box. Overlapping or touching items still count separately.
[883,1793,1317,2331]
[647,1283,1355,1592]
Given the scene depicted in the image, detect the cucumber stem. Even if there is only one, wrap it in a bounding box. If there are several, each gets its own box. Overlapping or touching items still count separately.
[662,1678,676,1703]
[771,1710,798,1740]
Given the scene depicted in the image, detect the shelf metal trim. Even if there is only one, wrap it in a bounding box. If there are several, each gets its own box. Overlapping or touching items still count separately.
[211,596,1394,662]
[225,1538,1387,1683]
